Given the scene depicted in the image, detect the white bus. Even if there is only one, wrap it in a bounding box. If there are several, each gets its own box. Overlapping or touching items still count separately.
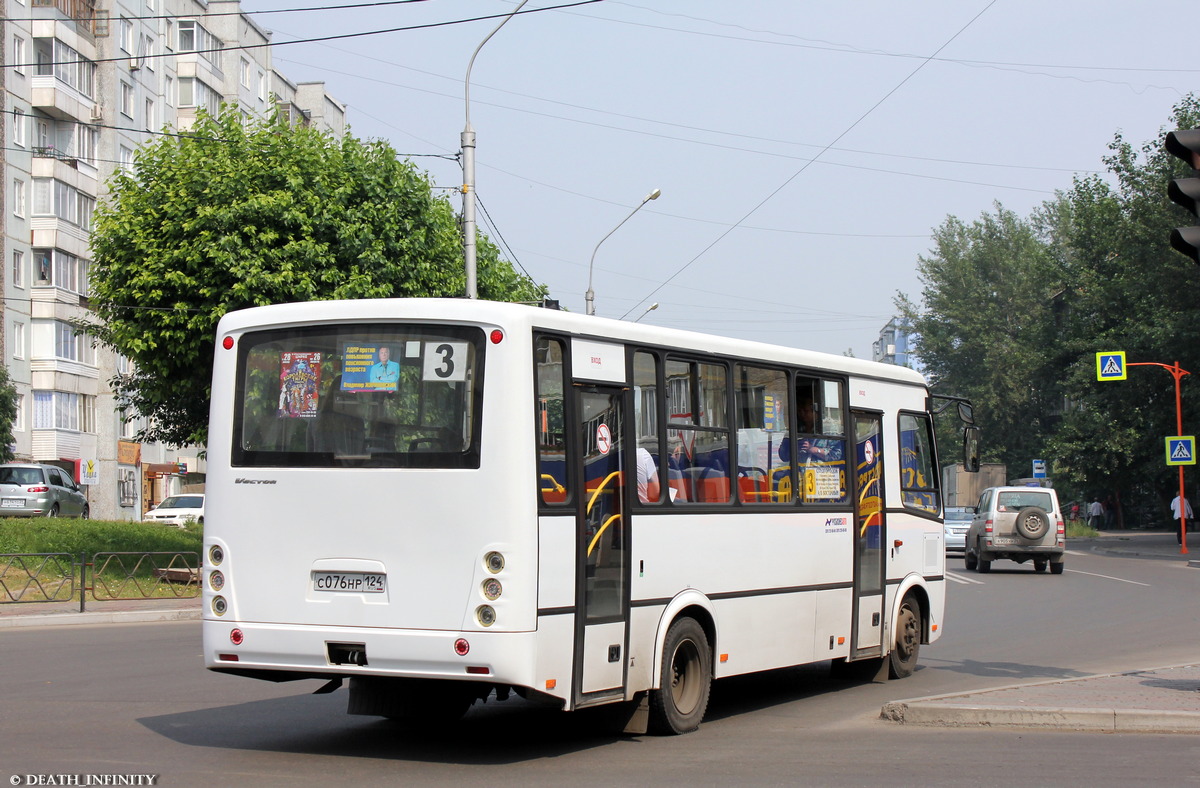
[202,298,974,734]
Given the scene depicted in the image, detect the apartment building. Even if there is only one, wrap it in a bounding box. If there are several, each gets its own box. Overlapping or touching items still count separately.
[3,0,345,518]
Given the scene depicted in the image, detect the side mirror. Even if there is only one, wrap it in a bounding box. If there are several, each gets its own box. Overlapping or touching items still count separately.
[962,425,981,472]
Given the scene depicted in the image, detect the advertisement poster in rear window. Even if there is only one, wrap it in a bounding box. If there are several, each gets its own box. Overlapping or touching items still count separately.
[341,343,400,393]
[278,352,321,418]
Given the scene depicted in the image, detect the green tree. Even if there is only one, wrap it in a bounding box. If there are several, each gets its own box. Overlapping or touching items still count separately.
[898,203,1064,474]
[88,110,545,448]
[0,364,19,463]
[1048,95,1200,520]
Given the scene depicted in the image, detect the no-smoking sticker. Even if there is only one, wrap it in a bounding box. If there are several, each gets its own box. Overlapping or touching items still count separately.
[596,423,612,455]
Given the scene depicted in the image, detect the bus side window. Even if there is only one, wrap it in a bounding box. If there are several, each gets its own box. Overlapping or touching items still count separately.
[633,351,663,504]
[536,337,570,505]
[735,364,790,504]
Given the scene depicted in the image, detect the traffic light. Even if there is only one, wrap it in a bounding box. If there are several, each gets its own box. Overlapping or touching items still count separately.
[1166,129,1200,263]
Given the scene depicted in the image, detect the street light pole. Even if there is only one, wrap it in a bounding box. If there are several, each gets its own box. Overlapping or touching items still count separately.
[462,0,529,299]
[586,188,661,316]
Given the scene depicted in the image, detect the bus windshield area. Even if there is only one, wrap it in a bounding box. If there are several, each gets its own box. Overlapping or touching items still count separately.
[231,324,484,468]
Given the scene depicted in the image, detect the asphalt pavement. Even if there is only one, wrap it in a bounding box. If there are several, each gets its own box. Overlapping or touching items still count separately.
[2,530,1198,733]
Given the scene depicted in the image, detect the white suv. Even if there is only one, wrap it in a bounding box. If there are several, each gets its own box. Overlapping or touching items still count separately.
[965,486,1065,574]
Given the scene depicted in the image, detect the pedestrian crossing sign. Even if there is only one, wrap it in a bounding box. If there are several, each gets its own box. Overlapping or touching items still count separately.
[1166,436,1196,466]
[1096,351,1126,381]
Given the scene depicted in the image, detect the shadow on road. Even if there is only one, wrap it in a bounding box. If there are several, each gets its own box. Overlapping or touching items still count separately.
[138,661,869,761]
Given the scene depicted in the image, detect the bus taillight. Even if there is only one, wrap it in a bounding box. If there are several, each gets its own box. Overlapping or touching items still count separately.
[230,628,244,645]
[490,329,504,344]
[222,336,234,350]
[454,638,470,656]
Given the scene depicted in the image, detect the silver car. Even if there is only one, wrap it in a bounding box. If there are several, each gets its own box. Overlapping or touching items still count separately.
[943,506,973,553]
[965,486,1064,574]
[0,463,89,518]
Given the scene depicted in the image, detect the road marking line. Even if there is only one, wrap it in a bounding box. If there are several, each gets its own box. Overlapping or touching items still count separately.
[1065,568,1150,586]
[945,571,985,585]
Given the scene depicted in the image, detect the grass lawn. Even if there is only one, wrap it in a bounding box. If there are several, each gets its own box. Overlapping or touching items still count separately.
[0,517,203,602]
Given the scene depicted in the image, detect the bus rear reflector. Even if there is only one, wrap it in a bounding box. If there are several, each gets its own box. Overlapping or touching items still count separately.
[466,666,490,675]
[218,654,239,662]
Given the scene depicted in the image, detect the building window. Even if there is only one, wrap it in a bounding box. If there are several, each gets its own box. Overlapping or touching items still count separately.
[33,391,81,431]
[119,145,134,171]
[32,180,96,231]
[37,40,96,98]
[31,250,90,297]
[257,71,266,102]
[120,82,134,117]
[177,77,220,115]
[13,36,25,75]
[141,34,155,71]
[164,76,174,107]
[12,108,25,146]
[177,20,221,67]
[119,468,137,507]
[120,17,134,54]
[12,179,24,218]
[12,250,24,288]
[14,394,24,432]
[11,321,25,359]
[240,57,250,88]
[144,98,154,131]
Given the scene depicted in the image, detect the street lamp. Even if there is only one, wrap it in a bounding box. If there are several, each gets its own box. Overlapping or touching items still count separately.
[462,0,529,299]
[585,188,661,316]
[634,302,659,322]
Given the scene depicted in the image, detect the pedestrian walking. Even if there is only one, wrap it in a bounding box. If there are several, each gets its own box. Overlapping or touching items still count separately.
[1088,498,1105,530]
[1171,494,1194,545]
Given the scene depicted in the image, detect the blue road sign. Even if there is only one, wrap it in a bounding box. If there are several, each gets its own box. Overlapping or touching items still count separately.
[1166,436,1197,466]
[1096,351,1127,381]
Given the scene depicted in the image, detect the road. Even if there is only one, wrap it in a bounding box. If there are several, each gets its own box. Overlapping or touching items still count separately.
[3,543,1200,787]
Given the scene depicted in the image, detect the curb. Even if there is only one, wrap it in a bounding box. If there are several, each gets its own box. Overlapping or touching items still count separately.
[0,608,201,629]
[881,663,1200,734]
[881,700,1200,734]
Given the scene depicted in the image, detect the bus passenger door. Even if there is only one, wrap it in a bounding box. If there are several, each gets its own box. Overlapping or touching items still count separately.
[573,385,629,704]
[851,411,886,658]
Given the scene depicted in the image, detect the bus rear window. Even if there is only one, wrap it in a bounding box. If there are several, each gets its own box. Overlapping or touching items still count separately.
[231,324,484,468]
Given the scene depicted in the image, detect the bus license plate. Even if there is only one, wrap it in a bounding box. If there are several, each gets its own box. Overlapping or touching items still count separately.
[312,572,387,594]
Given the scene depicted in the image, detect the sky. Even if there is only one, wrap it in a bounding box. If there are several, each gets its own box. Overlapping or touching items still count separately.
[244,0,1197,357]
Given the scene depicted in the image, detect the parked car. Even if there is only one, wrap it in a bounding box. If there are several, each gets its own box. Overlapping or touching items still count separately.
[943,506,973,553]
[965,486,1064,574]
[143,494,205,527]
[0,463,89,518]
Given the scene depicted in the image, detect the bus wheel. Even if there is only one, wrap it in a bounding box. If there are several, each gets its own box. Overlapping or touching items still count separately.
[649,617,712,734]
[888,596,921,679]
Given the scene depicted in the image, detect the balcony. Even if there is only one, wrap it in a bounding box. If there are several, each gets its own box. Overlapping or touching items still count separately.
[30,75,98,123]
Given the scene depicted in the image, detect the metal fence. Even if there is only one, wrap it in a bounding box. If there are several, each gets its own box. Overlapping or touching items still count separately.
[0,551,201,612]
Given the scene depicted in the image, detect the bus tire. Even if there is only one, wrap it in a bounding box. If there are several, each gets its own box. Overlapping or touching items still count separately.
[649,617,712,734]
[888,595,921,679]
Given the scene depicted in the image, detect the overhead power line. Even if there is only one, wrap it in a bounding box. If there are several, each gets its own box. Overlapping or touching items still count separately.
[1,0,606,71]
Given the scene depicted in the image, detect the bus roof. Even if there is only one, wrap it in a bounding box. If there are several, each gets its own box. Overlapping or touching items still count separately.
[217,298,927,388]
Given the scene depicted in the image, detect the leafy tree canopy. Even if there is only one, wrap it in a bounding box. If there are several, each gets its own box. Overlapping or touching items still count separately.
[901,94,1200,524]
[89,110,545,448]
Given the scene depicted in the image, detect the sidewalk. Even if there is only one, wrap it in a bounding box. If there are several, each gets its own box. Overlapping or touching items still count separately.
[1079,529,1200,562]
[882,529,1200,733]
[882,664,1200,733]
[0,594,201,628]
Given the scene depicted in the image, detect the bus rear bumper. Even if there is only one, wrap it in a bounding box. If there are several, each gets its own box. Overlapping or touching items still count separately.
[202,619,539,688]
